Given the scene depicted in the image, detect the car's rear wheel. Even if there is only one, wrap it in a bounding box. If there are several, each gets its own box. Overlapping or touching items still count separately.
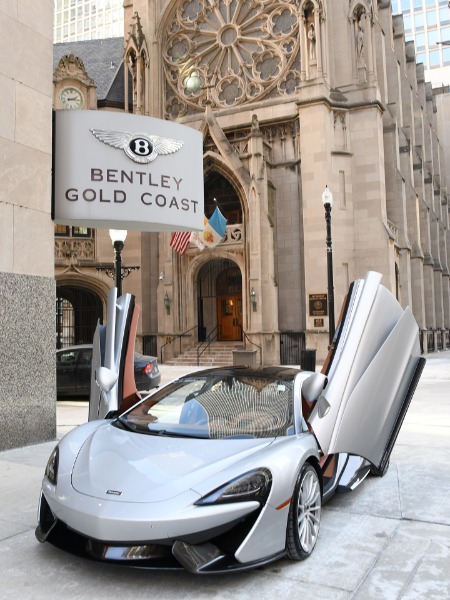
[286,463,321,560]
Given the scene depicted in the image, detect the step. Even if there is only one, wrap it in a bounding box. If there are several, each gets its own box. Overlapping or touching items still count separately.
[164,343,241,367]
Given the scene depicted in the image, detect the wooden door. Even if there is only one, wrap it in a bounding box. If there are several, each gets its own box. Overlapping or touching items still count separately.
[217,296,242,341]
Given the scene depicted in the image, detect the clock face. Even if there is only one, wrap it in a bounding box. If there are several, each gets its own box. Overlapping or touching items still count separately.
[60,87,84,109]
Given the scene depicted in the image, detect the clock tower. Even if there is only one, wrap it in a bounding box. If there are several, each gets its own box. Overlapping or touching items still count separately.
[53,53,97,110]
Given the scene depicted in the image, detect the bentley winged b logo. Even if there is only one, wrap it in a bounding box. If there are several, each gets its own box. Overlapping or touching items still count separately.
[89,129,184,164]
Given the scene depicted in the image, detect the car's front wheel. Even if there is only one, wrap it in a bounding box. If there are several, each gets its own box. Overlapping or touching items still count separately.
[286,463,321,560]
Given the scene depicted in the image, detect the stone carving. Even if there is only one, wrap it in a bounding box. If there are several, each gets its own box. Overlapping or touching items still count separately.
[163,0,301,117]
[308,23,316,61]
[356,18,366,68]
[55,239,95,262]
[53,54,94,86]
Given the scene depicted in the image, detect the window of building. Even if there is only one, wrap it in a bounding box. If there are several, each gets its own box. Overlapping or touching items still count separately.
[404,15,412,31]
[414,12,425,30]
[426,10,437,26]
[414,0,423,8]
[402,0,411,12]
[440,7,450,24]
[427,29,439,45]
[429,48,441,65]
[441,25,450,40]
[73,227,91,237]
[54,226,92,238]
[55,225,70,236]
[443,47,450,63]
[416,51,427,64]
[416,32,426,48]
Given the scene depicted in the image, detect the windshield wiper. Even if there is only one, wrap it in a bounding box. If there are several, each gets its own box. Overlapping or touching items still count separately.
[147,428,207,439]
[115,418,136,432]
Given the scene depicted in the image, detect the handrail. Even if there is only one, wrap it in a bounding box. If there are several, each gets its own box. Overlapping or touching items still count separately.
[196,325,219,366]
[160,325,198,363]
[240,326,263,365]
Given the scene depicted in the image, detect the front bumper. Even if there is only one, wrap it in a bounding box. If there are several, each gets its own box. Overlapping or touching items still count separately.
[36,491,283,573]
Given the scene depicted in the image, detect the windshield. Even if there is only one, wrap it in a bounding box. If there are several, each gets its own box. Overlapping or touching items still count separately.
[120,372,295,439]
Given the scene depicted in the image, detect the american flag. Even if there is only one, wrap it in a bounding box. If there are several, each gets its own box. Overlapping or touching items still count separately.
[170,231,191,254]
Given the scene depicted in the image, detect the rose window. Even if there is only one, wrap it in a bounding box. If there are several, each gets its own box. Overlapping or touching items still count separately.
[163,0,301,118]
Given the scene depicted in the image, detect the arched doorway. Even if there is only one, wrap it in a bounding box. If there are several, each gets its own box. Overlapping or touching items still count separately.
[56,285,103,348]
[197,259,243,342]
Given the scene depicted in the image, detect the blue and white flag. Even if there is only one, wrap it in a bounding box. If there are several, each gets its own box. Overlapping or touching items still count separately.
[203,206,227,247]
[190,206,227,250]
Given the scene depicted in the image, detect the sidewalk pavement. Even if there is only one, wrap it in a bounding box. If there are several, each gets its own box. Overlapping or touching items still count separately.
[1,356,449,600]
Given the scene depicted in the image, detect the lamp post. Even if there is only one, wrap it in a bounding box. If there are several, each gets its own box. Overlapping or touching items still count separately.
[110,229,127,296]
[322,186,335,344]
[96,230,140,297]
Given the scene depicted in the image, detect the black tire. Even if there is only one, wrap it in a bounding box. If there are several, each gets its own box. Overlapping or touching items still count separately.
[286,463,322,560]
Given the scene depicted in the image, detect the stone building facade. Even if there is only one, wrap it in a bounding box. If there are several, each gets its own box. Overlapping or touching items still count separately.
[0,2,55,451]
[53,0,450,368]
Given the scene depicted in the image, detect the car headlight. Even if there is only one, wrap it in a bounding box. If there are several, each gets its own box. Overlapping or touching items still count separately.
[195,468,272,506]
[45,446,59,485]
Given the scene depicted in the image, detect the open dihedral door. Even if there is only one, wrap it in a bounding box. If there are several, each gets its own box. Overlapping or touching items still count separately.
[89,288,140,421]
[308,271,425,472]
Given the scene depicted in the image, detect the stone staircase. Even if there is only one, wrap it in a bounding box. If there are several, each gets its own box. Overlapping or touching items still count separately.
[164,342,244,367]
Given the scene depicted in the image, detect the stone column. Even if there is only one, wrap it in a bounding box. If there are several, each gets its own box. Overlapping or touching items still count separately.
[246,117,280,365]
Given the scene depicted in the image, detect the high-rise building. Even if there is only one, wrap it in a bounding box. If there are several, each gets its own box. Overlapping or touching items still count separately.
[53,0,124,43]
[392,0,450,85]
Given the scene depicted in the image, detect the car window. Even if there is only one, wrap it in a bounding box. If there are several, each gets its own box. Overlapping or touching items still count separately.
[57,351,77,365]
[78,350,92,365]
[122,374,294,439]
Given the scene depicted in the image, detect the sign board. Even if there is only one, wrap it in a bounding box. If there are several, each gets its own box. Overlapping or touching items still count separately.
[309,293,328,316]
[52,110,204,232]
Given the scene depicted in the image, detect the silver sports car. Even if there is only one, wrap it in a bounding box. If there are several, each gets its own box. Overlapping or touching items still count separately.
[36,272,425,573]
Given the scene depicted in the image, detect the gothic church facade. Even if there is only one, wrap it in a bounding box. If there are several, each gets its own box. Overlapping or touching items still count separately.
[54,0,450,364]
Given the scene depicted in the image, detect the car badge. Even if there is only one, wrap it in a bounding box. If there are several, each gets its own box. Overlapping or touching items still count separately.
[90,129,183,164]
[106,489,123,496]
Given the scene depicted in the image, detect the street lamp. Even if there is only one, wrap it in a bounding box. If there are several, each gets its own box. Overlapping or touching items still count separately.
[322,186,335,344]
[110,229,127,297]
[96,229,140,297]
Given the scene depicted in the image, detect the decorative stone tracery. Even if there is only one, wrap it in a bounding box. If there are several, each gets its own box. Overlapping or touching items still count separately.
[163,0,301,117]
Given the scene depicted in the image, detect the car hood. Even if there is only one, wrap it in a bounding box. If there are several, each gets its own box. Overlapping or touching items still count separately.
[71,423,273,502]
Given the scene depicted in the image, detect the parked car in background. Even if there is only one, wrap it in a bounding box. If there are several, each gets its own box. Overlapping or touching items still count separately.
[56,345,160,398]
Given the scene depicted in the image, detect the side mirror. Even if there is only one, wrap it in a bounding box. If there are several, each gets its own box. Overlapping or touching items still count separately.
[302,372,327,404]
[95,366,118,392]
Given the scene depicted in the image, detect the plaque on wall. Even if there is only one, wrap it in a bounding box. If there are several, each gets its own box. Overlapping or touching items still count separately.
[309,294,328,316]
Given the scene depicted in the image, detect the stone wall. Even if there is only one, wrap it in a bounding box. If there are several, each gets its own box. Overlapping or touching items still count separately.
[0,274,56,450]
[0,1,55,450]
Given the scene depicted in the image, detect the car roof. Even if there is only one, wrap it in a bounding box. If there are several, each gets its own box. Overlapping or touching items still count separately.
[56,345,93,353]
[56,345,156,361]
